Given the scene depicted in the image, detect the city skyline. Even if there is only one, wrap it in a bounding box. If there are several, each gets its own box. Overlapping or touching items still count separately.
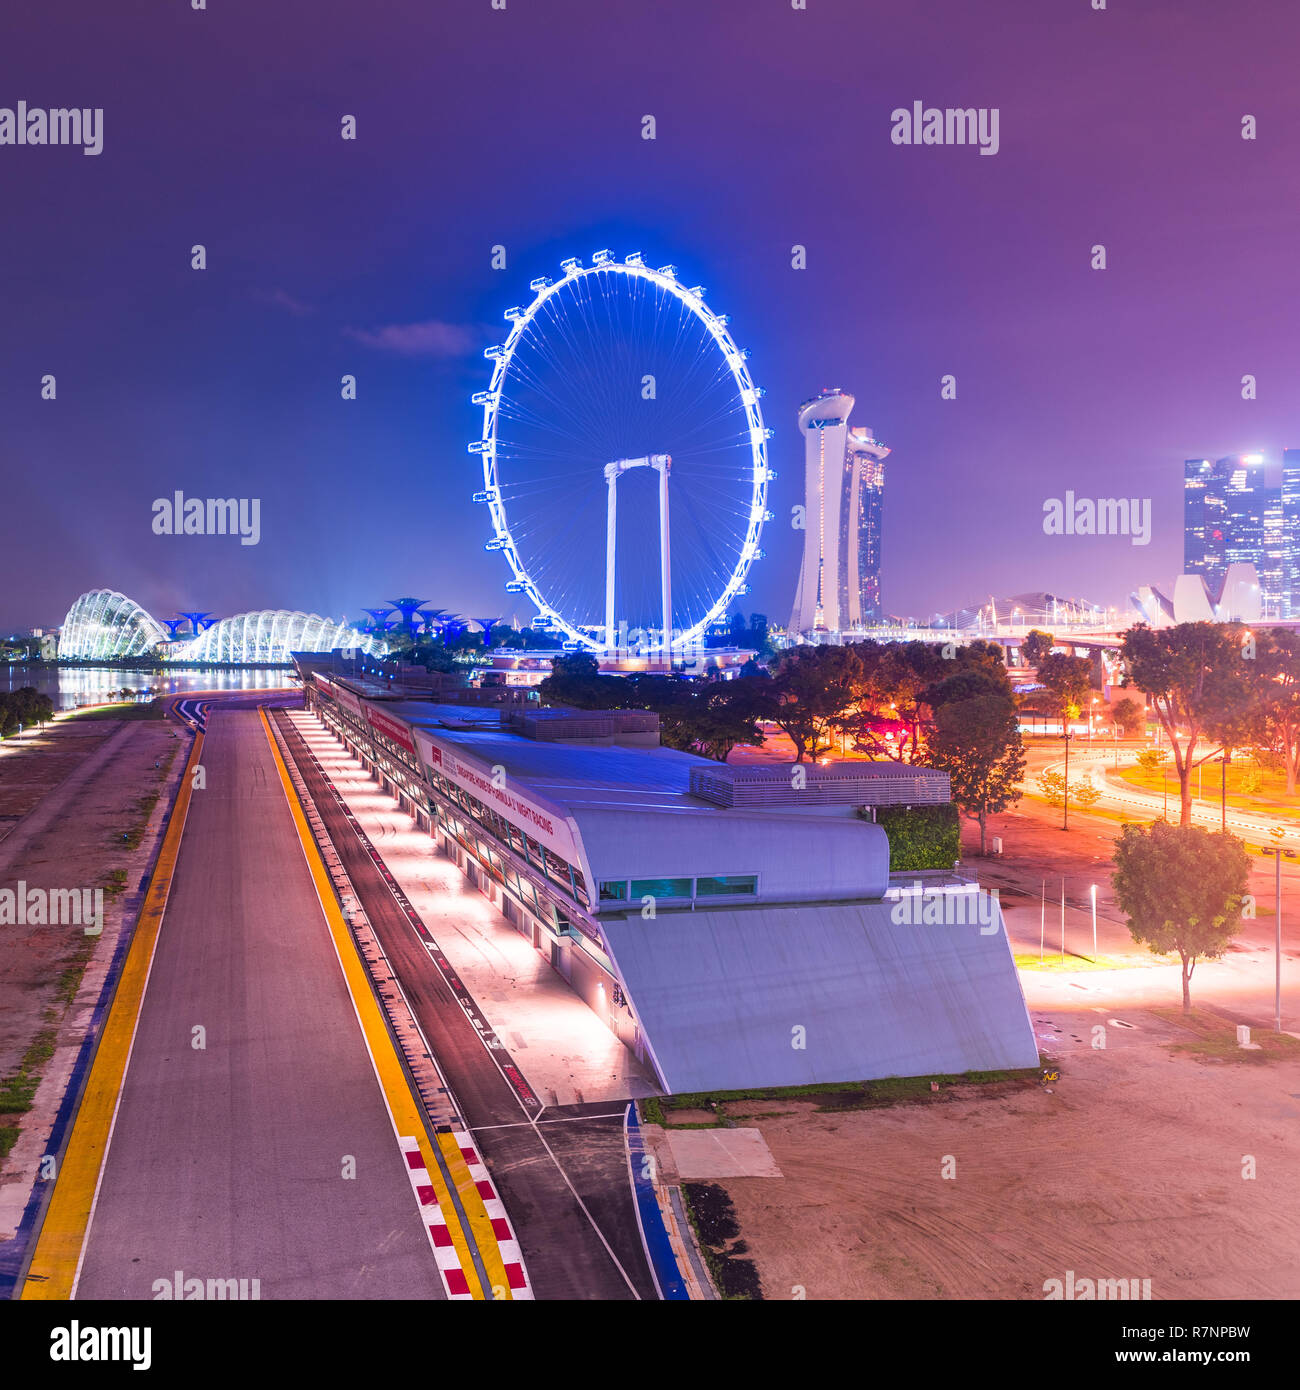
[5,0,1300,631]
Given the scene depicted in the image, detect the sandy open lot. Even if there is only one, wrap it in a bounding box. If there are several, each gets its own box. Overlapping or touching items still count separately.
[704,1008,1300,1300]
[0,714,184,1141]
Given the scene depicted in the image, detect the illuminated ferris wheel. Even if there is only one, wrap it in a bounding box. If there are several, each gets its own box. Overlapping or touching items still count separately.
[471,251,772,652]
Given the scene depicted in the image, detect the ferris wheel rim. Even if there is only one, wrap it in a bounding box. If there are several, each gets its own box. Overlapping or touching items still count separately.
[474,256,769,652]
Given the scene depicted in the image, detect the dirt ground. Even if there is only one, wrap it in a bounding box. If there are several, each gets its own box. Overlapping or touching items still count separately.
[709,1011,1300,1300]
[0,716,185,1078]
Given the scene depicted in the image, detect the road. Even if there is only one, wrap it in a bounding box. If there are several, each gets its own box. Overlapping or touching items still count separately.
[74,707,447,1299]
[272,709,659,1301]
[1027,736,1300,849]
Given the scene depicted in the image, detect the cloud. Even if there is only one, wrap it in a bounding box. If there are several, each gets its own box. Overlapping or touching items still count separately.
[345,319,478,356]
[255,288,313,316]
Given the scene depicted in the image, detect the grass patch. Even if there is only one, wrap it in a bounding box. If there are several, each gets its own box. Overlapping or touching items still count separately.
[0,1027,58,1115]
[104,868,128,899]
[1149,1008,1300,1064]
[54,938,96,1009]
[681,1183,762,1300]
[1014,951,1162,972]
[648,1067,1042,1125]
[118,743,179,851]
[68,701,165,721]
[1117,765,1300,820]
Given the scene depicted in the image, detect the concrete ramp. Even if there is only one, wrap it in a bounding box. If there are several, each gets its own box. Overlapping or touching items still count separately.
[602,901,1038,1094]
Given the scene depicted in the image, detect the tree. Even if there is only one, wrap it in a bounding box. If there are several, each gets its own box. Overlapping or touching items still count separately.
[1120,622,1252,826]
[1111,696,1144,737]
[1134,748,1165,774]
[769,644,860,761]
[842,641,945,763]
[1111,820,1250,1012]
[1252,630,1300,795]
[1021,629,1055,666]
[1037,769,1067,807]
[926,692,1025,855]
[537,652,624,708]
[0,688,53,735]
[1036,651,1094,725]
[641,677,770,762]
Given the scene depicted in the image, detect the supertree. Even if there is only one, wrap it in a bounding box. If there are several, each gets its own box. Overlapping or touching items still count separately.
[473,616,503,646]
[362,607,397,634]
[387,598,429,630]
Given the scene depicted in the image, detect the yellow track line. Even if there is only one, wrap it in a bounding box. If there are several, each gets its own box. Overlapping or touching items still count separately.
[22,730,205,1299]
[259,707,511,1300]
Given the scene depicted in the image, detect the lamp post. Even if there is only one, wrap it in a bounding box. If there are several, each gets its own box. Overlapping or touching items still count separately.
[1221,749,1231,833]
[1090,883,1098,960]
[1063,730,1074,831]
[1261,833,1294,1034]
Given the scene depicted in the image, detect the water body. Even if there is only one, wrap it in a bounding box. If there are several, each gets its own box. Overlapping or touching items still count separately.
[0,665,296,710]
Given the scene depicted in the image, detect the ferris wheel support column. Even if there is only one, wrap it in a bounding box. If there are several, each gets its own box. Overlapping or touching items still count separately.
[654,455,672,653]
[605,466,618,648]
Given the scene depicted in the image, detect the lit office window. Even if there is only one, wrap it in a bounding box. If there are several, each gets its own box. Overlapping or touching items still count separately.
[695,875,758,897]
[630,877,692,900]
[599,880,628,901]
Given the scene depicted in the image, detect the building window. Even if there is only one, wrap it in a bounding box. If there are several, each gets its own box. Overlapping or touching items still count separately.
[599,880,628,901]
[695,874,759,897]
[630,877,692,901]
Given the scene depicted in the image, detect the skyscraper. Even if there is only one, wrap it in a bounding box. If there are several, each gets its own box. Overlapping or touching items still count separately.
[1183,458,1227,591]
[1184,454,1287,618]
[789,389,890,635]
[1282,449,1300,617]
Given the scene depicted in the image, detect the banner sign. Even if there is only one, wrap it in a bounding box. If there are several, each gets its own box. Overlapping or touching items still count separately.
[413,728,582,865]
[364,702,417,755]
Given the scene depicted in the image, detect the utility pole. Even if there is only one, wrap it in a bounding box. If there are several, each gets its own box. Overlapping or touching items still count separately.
[1063,730,1073,831]
[1060,878,1066,963]
[1263,836,1293,1034]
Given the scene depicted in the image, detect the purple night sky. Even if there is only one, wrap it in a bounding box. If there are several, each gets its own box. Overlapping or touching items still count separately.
[2,0,1299,632]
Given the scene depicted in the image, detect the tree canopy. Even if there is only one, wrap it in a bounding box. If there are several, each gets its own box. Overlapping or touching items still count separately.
[1111,819,1250,1012]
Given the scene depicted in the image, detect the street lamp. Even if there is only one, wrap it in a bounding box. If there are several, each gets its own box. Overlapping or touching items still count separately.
[1261,832,1294,1034]
[1063,728,1074,831]
[1221,749,1231,833]
[1090,883,1098,960]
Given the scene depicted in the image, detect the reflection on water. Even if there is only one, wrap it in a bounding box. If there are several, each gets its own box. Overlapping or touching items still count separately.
[0,665,297,710]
